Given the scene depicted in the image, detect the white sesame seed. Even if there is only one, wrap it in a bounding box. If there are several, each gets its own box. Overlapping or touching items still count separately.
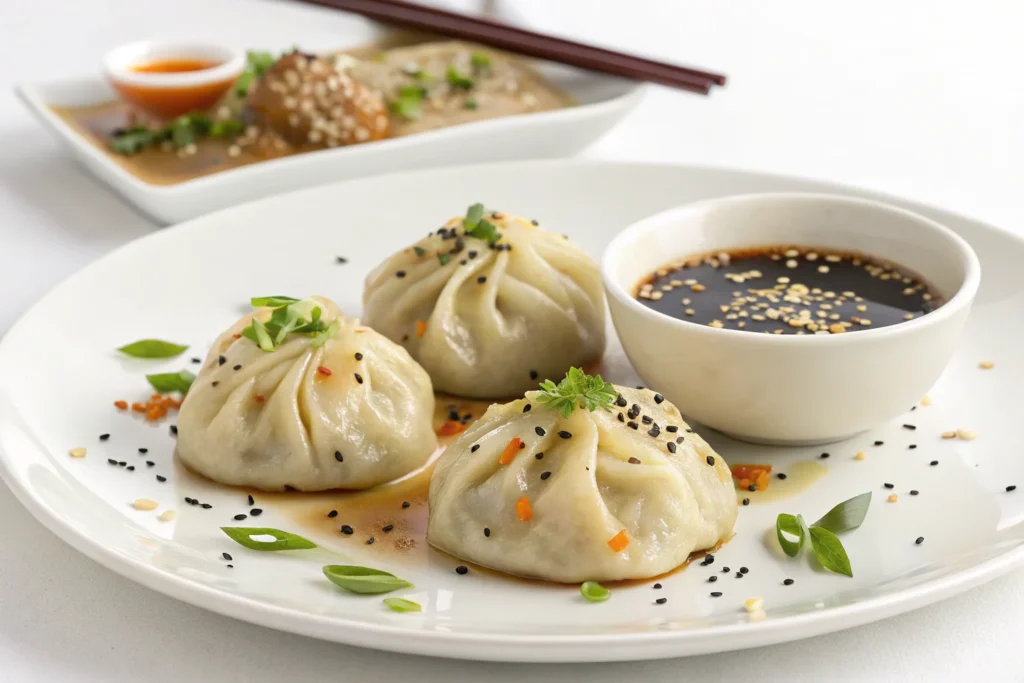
[158,510,177,522]
[957,429,977,441]
[979,361,994,369]
[888,494,898,503]
[786,259,798,269]
[744,597,764,612]
[941,430,957,439]
[921,395,933,406]
[133,498,158,511]
[818,265,830,274]
[68,447,87,458]
[855,451,866,460]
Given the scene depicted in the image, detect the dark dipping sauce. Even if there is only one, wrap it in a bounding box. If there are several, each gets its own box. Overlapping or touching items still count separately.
[635,246,943,335]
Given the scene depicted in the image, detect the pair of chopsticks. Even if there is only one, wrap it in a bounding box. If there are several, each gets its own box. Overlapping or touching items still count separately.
[295,0,726,94]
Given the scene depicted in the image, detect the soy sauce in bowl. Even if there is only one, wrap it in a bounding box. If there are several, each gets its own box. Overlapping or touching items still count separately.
[635,246,943,335]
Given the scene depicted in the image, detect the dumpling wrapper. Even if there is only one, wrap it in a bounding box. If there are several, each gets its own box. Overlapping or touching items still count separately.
[363,212,606,398]
[428,386,737,582]
[176,297,437,491]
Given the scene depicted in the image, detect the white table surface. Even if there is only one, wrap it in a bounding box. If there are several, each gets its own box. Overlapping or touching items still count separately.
[1,0,1020,680]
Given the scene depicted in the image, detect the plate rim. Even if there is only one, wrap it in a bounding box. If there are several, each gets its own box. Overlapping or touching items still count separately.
[2,158,1023,662]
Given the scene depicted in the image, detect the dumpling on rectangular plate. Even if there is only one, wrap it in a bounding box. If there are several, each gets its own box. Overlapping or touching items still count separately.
[427,369,738,583]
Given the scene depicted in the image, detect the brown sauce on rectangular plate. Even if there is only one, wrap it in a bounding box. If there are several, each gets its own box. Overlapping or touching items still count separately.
[636,245,943,335]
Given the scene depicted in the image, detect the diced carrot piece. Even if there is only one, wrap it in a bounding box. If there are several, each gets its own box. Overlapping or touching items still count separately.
[232,333,242,339]
[113,400,128,410]
[756,471,770,491]
[608,530,630,552]
[515,496,532,521]
[731,463,773,480]
[737,478,751,490]
[254,394,265,403]
[132,402,146,413]
[415,320,428,337]
[498,437,522,465]
[317,366,333,377]
[437,421,467,436]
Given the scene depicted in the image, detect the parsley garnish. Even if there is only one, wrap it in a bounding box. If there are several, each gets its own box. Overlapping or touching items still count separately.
[240,297,338,352]
[110,112,241,156]
[234,50,276,98]
[462,203,502,244]
[470,52,492,73]
[536,367,618,418]
[446,65,474,90]
[389,85,426,121]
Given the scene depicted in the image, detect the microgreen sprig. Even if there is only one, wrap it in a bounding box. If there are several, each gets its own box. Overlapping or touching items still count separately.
[240,297,338,352]
[536,367,618,418]
[775,492,871,577]
[462,203,502,244]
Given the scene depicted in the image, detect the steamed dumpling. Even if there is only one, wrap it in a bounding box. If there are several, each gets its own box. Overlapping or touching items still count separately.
[427,376,737,582]
[362,207,606,398]
[176,296,436,491]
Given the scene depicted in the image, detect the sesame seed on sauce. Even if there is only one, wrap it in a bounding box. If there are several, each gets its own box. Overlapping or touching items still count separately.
[706,455,716,466]
[523,404,532,413]
[655,598,668,605]
[915,536,925,545]
[484,527,491,537]
[629,457,641,464]
[328,510,338,518]
[250,508,263,516]
[335,451,344,462]
[402,501,411,508]
[471,444,480,453]
[666,425,678,433]
[783,578,794,586]
[99,433,110,441]
[354,373,363,384]
[341,525,354,535]
[667,442,677,454]
[218,356,226,366]
[535,427,546,436]
[540,471,552,480]
[382,524,394,533]
[234,514,247,521]
[455,565,469,575]
[529,369,539,380]
[535,453,544,460]
[212,381,220,387]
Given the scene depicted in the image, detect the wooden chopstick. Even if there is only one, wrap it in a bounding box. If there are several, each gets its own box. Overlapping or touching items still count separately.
[295,0,725,94]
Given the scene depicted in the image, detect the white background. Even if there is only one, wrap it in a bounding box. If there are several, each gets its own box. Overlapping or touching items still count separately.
[0,0,1020,680]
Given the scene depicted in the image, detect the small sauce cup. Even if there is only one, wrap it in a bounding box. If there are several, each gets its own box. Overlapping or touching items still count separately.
[602,193,981,445]
[103,41,244,120]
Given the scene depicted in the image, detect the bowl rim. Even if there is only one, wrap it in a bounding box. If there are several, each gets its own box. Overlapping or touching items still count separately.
[102,40,245,89]
[601,191,982,346]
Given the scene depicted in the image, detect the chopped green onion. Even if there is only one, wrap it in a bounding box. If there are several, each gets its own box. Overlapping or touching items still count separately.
[251,296,299,307]
[146,370,196,394]
[323,565,413,594]
[446,65,474,90]
[221,527,317,551]
[580,581,610,603]
[117,339,188,359]
[383,597,422,613]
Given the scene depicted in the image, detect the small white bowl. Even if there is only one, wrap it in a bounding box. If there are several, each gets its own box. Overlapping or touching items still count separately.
[602,193,981,445]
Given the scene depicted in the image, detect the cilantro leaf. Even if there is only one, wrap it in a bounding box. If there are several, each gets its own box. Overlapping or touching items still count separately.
[536,367,618,417]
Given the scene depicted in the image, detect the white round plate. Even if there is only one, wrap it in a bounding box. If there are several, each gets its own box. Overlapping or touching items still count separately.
[1,160,1022,662]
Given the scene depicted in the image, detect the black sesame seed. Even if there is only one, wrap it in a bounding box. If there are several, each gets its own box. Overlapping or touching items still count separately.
[201,503,212,509]
[366,538,376,545]
[874,440,884,446]
[710,592,722,598]
[535,453,544,460]
[218,355,226,366]
[529,370,538,380]
[742,498,750,506]
[628,457,641,464]
[777,472,787,480]
[470,444,480,453]
[212,381,220,387]
[519,440,525,449]
[477,276,487,284]
[222,552,233,561]
[930,460,939,466]
[118,461,126,467]
[909,444,918,449]
[653,583,662,589]
[653,393,664,404]
[538,471,551,481]
[655,597,668,605]
[328,510,338,518]
[191,357,201,364]
[884,483,895,489]
[618,413,625,422]
[558,431,572,439]
[484,527,491,537]
[468,250,478,258]
[234,514,247,521]
[706,455,715,466]
[686,429,694,433]
[636,385,645,390]
[910,490,919,496]
[708,575,718,583]
[396,270,406,278]
[627,421,638,430]
[341,525,354,535]
[226,564,234,568]
[535,426,546,436]
[748,484,757,492]
[354,373,363,384]
[667,442,677,454]
[146,461,154,467]
[250,508,263,516]
[184,497,194,504]
[107,458,117,465]
[382,524,394,533]
[722,567,730,573]
[666,425,678,433]
[455,565,469,575]
[138,447,148,454]
[402,501,411,508]
[354,352,363,361]
[523,404,532,413]
[126,466,135,471]
[647,427,659,437]
[821,452,830,459]
[1005,484,1017,492]
[615,395,627,407]
[740,567,749,574]
[233,364,242,371]
[99,433,110,441]
[783,578,794,586]
[628,404,640,419]
[915,536,924,545]
[531,219,539,226]
[676,437,684,444]
[903,424,917,430]
[641,415,653,425]
[169,425,177,436]
[448,409,460,421]
[248,494,254,506]
[735,572,744,578]
[156,475,166,482]
[336,256,348,264]
[335,451,344,463]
